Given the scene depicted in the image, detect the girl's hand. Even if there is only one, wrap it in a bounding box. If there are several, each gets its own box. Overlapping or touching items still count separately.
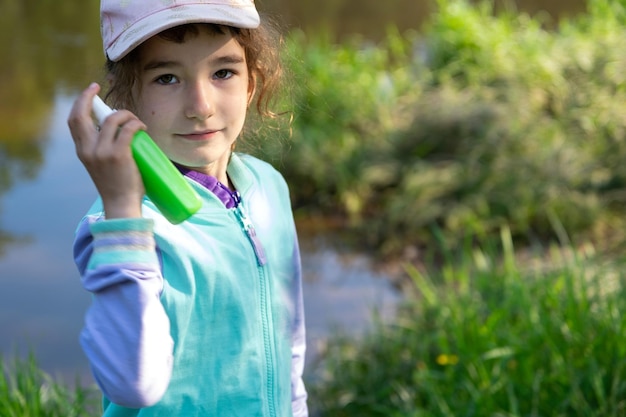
[68,83,146,219]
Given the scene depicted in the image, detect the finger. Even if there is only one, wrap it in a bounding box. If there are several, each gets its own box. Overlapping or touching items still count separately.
[91,113,146,168]
[68,84,103,164]
[67,83,101,145]
[98,110,146,145]
[115,118,147,147]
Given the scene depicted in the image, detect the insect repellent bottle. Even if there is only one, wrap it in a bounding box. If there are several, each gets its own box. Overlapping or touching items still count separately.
[92,95,202,224]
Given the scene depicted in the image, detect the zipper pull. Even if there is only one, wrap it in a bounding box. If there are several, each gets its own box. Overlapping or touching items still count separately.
[231,190,242,207]
[235,202,267,266]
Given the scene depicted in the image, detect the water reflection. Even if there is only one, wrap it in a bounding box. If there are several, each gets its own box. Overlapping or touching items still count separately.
[0,1,102,138]
[0,95,96,381]
[0,1,102,253]
[300,234,400,366]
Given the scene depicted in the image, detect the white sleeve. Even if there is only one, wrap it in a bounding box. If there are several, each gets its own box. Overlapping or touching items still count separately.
[74,217,174,408]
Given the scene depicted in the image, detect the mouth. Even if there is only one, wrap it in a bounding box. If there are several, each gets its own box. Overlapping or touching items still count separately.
[177,130,221,141]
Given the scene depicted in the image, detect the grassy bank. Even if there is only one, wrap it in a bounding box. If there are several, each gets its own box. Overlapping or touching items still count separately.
[0,355,99,417]
[306,228,626,416]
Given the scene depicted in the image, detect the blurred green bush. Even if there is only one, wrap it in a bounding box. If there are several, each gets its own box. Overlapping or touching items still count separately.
[256,0,626,258]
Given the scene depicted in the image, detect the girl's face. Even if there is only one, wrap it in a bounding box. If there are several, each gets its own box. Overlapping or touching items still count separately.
[133,26,253,181]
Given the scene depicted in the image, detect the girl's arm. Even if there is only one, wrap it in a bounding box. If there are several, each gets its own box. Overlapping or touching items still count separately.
[74,215,174,408]
[69,84,172,407]
[290,236,309,417]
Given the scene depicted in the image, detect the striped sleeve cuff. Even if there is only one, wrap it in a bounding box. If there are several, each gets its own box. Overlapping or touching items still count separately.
[87,218,158,270]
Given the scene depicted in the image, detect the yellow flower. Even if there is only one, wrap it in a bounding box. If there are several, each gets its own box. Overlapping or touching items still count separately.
[436,354,459,366]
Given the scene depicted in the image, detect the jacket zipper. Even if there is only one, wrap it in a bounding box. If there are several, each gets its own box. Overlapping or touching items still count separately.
[232,192,276,416]
[232,191,267,266]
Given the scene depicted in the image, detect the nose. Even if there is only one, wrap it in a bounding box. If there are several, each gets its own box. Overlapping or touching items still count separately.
[185,80,214,120]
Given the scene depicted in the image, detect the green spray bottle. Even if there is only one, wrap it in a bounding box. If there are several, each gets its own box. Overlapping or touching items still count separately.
[92,95,202,224]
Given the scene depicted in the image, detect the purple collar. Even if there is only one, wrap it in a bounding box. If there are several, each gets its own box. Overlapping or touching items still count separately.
[176,166,239,209]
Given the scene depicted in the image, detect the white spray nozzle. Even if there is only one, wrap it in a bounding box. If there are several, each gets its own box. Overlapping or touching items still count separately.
[92,95,116,125]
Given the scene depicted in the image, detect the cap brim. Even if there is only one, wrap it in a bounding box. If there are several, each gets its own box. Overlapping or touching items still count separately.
[106,3,260,61]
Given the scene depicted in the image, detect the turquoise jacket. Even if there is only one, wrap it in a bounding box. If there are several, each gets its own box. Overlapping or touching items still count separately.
[74,153,308,416]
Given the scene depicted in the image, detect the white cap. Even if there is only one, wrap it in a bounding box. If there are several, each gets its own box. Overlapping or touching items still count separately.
[101,0,260,61]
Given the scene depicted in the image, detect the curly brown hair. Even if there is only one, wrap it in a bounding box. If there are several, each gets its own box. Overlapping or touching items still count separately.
[103,18,285,123]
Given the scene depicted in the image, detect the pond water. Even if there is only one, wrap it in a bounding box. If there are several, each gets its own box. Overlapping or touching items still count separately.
[0,0,586,385]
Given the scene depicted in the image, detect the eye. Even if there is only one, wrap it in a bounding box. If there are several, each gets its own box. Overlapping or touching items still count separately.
[214,69,234,80]
[155,74,178,85]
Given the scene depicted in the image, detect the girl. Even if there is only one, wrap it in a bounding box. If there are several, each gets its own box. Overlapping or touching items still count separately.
[67,1,308,416]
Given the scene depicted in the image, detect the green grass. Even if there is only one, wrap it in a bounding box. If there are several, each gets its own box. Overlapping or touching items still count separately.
[307,227,626,416]
[0,355,99,417]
